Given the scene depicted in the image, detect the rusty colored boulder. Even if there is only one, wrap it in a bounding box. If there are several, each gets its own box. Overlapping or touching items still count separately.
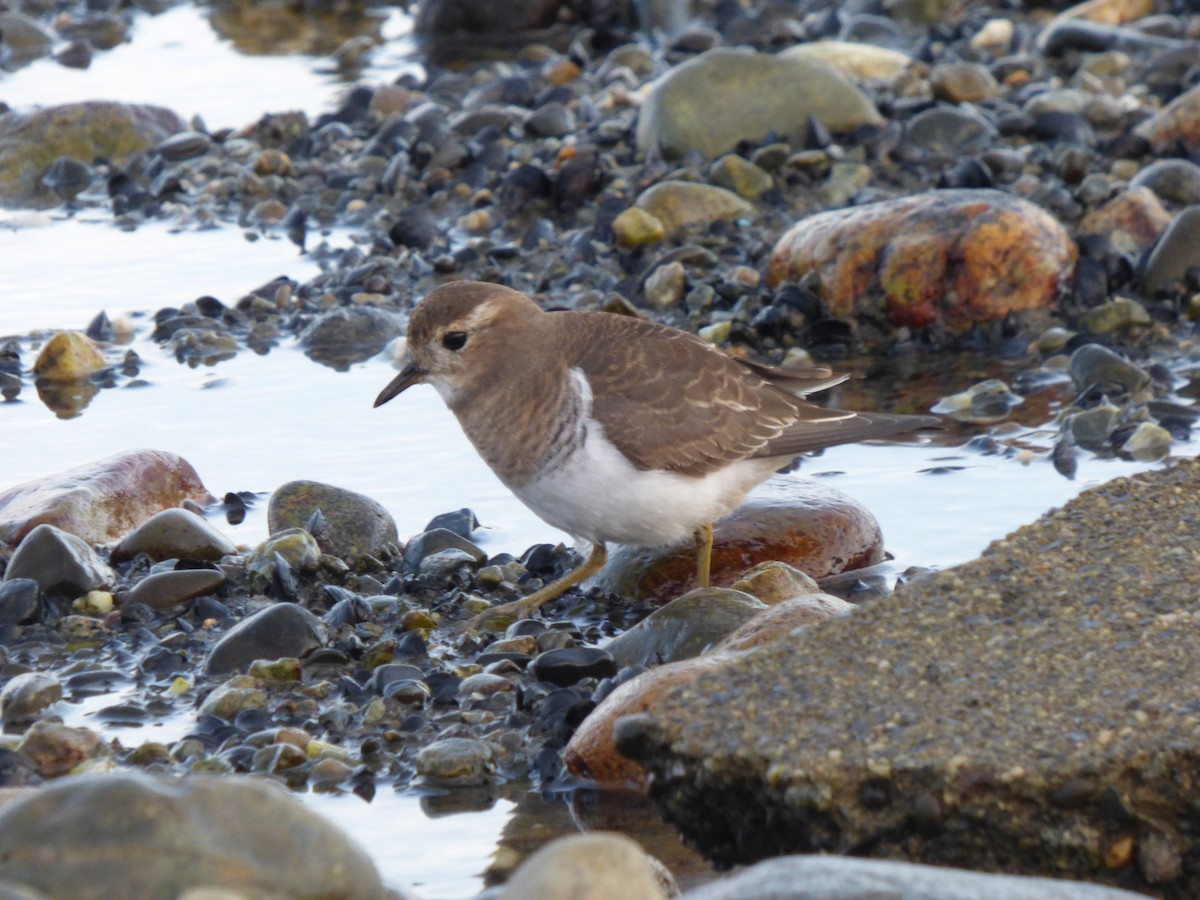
[0,451,213,547]
[566,593,851,787]
[767,189,1076,343]
[590,477,883,604]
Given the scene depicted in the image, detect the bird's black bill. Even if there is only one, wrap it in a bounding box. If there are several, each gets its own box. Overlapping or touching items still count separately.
[373,363,425,407]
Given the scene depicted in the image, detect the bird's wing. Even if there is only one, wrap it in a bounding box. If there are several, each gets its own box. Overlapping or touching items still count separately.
[563,313,805,477]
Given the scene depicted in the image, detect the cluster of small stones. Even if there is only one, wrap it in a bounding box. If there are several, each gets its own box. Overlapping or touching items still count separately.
[0,504,660,801]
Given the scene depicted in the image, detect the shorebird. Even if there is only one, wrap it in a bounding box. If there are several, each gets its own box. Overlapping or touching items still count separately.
[375,281,937,625]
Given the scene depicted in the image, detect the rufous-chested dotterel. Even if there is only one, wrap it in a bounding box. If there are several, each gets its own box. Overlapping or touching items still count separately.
[375,281,938,625]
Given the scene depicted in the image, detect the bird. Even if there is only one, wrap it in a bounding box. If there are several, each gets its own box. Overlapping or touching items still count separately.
[375,280,938,627]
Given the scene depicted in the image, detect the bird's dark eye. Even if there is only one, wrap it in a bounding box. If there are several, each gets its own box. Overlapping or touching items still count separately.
[442,331,467,351]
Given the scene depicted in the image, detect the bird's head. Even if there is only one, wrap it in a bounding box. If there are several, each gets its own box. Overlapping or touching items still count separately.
[374,281,541,410]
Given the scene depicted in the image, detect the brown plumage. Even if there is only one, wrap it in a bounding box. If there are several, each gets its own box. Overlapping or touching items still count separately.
[375,281,938,625]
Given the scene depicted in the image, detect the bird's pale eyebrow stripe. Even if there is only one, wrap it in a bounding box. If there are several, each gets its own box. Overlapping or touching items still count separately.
[459,300,505,332]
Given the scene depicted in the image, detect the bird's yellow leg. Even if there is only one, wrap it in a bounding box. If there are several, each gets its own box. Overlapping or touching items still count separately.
[462,543,608,632]
[693,522,714,588]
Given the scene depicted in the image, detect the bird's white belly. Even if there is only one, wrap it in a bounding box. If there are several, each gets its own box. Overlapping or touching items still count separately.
[509,420,777,547]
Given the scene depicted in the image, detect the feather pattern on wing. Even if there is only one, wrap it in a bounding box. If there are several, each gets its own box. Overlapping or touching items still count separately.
[550,312,934,478]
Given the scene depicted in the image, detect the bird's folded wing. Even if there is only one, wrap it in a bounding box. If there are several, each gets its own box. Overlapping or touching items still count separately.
[567,315,805,477]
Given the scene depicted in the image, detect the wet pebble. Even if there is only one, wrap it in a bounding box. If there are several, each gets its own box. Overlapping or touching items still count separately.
[0,673,62,725]
[122,569,227,610]
[530,647,618,687]
[931,380,1024,425]
[15,722,106,778]
[204,602,325,676]
[605,589,765,669]
[414,737,496,786]
[0,579,40,626]
[111,508,236,563]
[1142,207,1200,297]
[3,524,113,600]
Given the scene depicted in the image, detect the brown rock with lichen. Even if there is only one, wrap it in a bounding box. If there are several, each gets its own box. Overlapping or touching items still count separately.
[767,189,1076,345]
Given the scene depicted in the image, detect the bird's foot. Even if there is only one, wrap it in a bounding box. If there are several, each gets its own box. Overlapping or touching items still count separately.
[455,542,609,636]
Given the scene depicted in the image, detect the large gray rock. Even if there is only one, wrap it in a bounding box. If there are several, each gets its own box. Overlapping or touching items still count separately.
[620,459,1200,894]
[0,773,382,899]
[636,47,883,160]
[267,480,398,561]
[3,524,113,598]
[683,856,1145,899]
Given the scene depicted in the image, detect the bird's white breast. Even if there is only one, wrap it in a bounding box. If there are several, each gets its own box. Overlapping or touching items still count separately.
[509,369,777,547]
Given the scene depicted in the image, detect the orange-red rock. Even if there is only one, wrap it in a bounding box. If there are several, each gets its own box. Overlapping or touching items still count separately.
[591,477,883,604]
[767,189,1076,341]
[1134,84,1200,153]
[0,450,213,547]
[565,594,850,787]
[1076,187,1171,256]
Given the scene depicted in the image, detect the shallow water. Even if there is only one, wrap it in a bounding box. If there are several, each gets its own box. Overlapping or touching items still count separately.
[0,10,1189,900]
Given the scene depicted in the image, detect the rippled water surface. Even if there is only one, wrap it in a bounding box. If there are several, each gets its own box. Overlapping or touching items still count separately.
[0,10,1190,899]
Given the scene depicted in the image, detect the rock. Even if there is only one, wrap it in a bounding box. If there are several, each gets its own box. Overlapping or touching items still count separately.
[0,102,186,206]
[1067,344,1151,398]
[415,737,496,786]
[593,477,883,604]
[905,107,999,157]
[931,379,1024,425]
[567,596,847,785]
[683,856,1145,899]
[716,593,853,653]
[0,773,382,898]
[1080,297,1150,334]
[1053,0,1155,26]
[198,677,267,719]
[0,673,62,725]
[1120,421,1171,461]
[1066,403,1121,450]
[636,47,884,160]
[245,528,322,586]
[634,181,754,236]
[498,833,672,900]
[643,261,686,309]
[778,40,913,80]
[707,155,772,200]
[1130,159,1200,207]
[1141,206,1200,297]
[31,333,106,383]
[402,528,486,573]
[612,207,666,248]
[15,722,106,778]
[111,508,236,563]
[1076,187,1172,256]
[530,647,619,686]
[205,603,325,676]
[267,481,398,560]
[728,561,822,605]
[0,450,213,547]
[3,524,114,599]
[0,579,40,625]
[620,459,1200,894]
[122,569,227,610]
[767,190,1076,344]
[414,0,562,37]
[0,13,54,67]
[1133,82,1200,153]
[929,62,1001,104]
[604,589,766,669]
[299,306,402,370]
